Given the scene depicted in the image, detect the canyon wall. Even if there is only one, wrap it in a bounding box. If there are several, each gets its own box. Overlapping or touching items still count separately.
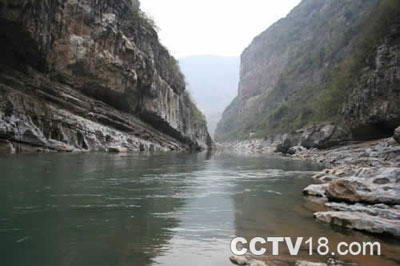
[216,0,400,145]
[0,0,212,152]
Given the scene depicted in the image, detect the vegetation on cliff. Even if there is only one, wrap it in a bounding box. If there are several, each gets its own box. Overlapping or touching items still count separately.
[216,0,400,142]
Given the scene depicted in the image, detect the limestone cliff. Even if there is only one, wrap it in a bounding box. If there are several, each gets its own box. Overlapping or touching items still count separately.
[216,0,400,144]
[0,0,212,152]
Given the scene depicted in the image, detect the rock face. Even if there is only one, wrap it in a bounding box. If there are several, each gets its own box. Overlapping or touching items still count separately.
[0,0,212,152]
[216,0,400,144]
[275,124,349,154]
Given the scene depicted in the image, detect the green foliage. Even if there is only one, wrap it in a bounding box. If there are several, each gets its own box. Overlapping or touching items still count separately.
[169,56,186,85]
[268,0,400,132]
[215,97,243,141]
[313,57,356,119]
[314,0,400,120]
[183,91,205,122]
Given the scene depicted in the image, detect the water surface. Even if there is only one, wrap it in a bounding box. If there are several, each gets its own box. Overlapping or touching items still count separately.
[0,152,399,266]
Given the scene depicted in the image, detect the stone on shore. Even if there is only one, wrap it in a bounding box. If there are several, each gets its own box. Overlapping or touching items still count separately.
[326,168,400,205]
[326,202,400,220]
[295,261,327,266]
[314,211,400,237]
[249,260,267,266]
[296,137,400,238]
[288,145,307,155]
[0,140,15,153]
[303,184,329,197]
[229,256,268,266]
[394,127,400,144]
[229,256,249,265]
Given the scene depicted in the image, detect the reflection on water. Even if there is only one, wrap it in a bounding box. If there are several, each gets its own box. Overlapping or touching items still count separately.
[0,152,398,266]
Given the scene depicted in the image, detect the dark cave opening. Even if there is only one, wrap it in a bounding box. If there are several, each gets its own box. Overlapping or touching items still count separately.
[351,120,399,140]
[0,18,46,72]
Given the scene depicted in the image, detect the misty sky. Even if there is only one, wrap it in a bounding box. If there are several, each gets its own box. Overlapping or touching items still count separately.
[141,0,301,57]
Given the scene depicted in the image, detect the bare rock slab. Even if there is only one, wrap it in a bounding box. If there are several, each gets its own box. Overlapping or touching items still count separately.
[326,168,400,205]
[296,261,327,266]
[303,184,329,197]
[314,211,400,237]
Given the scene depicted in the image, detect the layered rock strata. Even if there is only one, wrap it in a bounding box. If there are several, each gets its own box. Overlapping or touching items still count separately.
[301,137,400,238]
[0,0,212,153]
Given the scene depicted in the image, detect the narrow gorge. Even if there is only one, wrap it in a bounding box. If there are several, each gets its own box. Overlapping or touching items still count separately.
[0,0,212,153]
[0,1,400,266]
[216,0,400,241]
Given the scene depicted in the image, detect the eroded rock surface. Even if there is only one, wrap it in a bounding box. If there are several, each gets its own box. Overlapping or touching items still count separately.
[229,256,267,266]
[295,261,327,266]
[303,184,329,198]
[315,210,400,237]
[0,0,212,153]
[326,168,400,205]
[298,138,400,238]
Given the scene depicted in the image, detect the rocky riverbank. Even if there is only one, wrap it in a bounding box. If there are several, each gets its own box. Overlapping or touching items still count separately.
[221,127,400,239]
[299,137,400,238]
[229,255,355,266]
[226,132,400,266]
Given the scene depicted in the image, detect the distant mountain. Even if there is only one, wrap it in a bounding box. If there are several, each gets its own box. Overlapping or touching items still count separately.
[179,55,240,136]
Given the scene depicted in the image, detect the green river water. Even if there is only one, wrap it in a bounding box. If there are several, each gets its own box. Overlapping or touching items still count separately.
[0,152,399,266]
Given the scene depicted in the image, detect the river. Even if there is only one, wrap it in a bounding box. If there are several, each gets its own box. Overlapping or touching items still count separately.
[0,152,399,266]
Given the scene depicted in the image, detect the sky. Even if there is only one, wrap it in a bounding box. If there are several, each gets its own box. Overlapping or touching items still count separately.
[140,0,302,57]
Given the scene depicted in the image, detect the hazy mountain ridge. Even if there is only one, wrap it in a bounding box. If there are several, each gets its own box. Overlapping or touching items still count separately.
[179,55,239,136]
[216,0,400,143]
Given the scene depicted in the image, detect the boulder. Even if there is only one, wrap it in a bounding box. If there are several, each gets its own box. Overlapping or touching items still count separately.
[300,125,334,148]
[229,256,249,265]
[275,124,348,154]
[288,145,307,155]
[229,256,268,266]
[0,140,15,153]
[275,134,295,154]
[394,127,400,144]
[303,184,329,197]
